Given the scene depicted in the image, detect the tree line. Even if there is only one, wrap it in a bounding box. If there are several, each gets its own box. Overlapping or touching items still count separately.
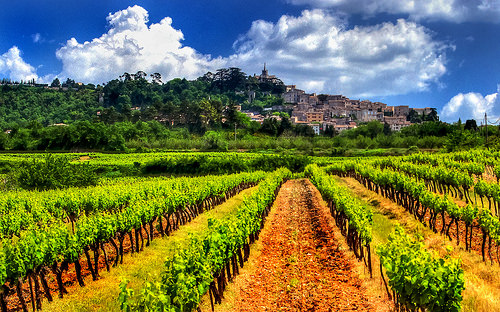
[0,68,286,131]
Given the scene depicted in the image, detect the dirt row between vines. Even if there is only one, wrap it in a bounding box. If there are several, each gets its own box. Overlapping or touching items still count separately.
[203,179,391,311]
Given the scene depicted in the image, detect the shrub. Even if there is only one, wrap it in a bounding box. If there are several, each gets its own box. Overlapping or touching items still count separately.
[13,154,98,190]
[203,131,228,151]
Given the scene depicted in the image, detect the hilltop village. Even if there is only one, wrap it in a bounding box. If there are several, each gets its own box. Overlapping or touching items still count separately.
[0,65,437,137]
[244,65,436,135]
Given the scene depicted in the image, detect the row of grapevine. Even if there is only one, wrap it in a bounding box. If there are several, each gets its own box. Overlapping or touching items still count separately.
[309,162,465,311]
[373,158,475,203]
[0,172,265,312]
[403,150,498,166]
[374,157,500,217]
[403,151,500,181]
[119,168,292,312]
[0,173,264,240]
[377,226,465,312]
[327,162,500,264]
[304,164,373,275]
[473,180,500,216]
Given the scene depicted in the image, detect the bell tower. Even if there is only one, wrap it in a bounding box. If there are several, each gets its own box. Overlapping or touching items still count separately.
[261,63,268,78]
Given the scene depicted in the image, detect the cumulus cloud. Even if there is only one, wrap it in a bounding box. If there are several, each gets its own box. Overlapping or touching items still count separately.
[229,10,449,97]
[441,86,500,122]
[288,0,500,23]
[55,5,225,84]
[52,6,449,97]
[0,46,39,82]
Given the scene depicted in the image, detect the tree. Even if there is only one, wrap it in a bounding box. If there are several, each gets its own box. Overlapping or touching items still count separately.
[120,72,132,82]
[199,99,223,129]
[0,132,8,150]
[278,116,292,136]
[464,119,478,131]
[134,71,147,81]
[260,118,279,136]
[150,72,162,85]
[425,108,439,122]
[383,122,392,136]
[407,110,422,123]
[117,95,132,118]
[203,131,228,150]
[63,78,76,88]
[323,125,337,138]
[211,67,247,92]
[51,78,61,88]
[366,120,384,139]
[294,124,315,137]
[445,129,483,152]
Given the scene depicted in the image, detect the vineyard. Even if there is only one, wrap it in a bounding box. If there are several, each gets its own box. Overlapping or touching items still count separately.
[1,150,500,311]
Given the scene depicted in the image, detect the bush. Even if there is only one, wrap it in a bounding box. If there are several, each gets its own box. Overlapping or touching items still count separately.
[416,136,445,149]
[142,153,311,175]
[0,132,8,150]
[203,131,228,151]
[13,154,98,190]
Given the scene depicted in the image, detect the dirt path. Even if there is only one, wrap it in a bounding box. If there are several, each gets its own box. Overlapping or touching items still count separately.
[222,179,373,311]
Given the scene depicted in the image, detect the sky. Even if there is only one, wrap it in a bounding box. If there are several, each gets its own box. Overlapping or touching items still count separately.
[1,0,500,122]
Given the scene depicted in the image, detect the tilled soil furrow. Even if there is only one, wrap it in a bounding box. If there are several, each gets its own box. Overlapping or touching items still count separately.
[233,179,372,311]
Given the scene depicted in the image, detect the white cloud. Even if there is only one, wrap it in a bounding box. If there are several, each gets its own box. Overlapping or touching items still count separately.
[55,5,225,84]
[49,6,449,98]
[32,33,42,43]
[288,0,500,23]
[0,46,39,82]
[229,10,449,97]
[441,85,500,122]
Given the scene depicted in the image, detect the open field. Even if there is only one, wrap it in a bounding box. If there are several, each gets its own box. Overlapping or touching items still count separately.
[1,150,500,311]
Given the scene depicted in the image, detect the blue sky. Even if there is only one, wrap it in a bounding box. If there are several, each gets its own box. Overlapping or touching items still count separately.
[1,0,500,122]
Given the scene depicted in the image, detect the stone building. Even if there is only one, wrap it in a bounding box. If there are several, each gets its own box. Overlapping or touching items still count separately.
[384,116,411,131]
[394,105,410,117]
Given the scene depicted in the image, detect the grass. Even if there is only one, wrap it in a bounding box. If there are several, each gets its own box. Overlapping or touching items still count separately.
[42,186,257,312]
[337,176,500,312]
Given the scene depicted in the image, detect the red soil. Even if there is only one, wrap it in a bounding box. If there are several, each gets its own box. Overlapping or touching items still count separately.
[231,179,374,311]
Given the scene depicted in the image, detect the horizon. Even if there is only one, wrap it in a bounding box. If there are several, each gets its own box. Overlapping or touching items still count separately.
[1,1,500,122]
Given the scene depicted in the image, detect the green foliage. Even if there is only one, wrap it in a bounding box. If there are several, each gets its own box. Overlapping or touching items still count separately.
[202,131,228,151]
[0,172,265,287]
[445,130,484,152]
[0,84,99,129]
[142,154,310,175]
[344,121,384,139]
[1,71,496,153]
[13,154,98,190]
[51,78,61,88]
[305,164,373,244]
[400,121,452,138]
[0,132,8,150]
[377,226,464,312]
[118,168,291,311]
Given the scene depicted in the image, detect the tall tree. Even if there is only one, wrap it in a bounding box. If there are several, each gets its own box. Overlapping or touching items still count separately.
[51,78,61,88]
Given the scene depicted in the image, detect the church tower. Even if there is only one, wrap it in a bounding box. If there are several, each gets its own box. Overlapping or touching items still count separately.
[261,63,268,78]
